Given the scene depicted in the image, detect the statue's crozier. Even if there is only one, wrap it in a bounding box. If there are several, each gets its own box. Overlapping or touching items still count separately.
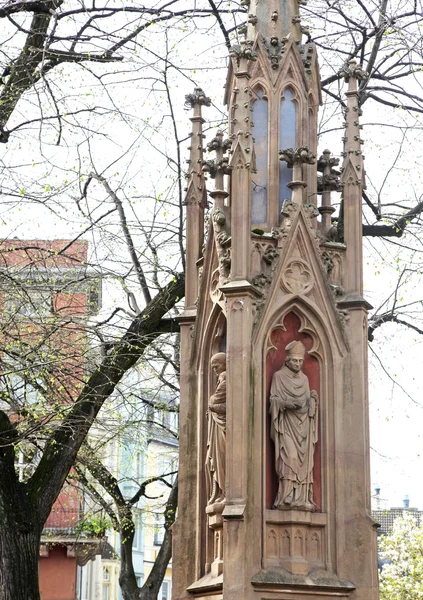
[205,352,226,505]
[270,340,318,511]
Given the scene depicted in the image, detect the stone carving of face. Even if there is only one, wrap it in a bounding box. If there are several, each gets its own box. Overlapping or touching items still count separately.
[211,354,226,377]
[285,356,304,373]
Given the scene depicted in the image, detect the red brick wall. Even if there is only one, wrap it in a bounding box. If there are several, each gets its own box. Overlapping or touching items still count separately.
[0,239,87,268]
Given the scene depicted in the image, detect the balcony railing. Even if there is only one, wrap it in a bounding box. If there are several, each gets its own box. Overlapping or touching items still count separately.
[43,508,80,535]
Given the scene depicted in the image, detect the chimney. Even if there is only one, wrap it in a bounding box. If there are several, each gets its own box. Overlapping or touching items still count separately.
[403,495,410,509]
[374,487,381,510]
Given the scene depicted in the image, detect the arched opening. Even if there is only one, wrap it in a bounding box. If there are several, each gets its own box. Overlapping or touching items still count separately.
[279,88,297,211]
[265,311,321,510]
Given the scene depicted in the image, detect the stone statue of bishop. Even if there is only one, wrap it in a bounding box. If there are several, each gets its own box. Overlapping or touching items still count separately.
[270,340,318,511]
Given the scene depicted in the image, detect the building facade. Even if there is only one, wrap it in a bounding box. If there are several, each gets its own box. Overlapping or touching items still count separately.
[0,238,101,600]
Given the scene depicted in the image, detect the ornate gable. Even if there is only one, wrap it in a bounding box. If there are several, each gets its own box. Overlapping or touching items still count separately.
[254,206,347,357]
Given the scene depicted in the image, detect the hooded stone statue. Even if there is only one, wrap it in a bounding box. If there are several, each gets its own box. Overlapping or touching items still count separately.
[270,340,318,511]
[205,352,227,505]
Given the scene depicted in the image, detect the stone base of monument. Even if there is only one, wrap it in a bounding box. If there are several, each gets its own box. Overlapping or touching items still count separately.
[264,509,328,576]
[251,568,355,599]
[186,572,223,599]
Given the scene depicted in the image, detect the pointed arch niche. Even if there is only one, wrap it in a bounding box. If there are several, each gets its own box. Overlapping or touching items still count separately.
[251,88,269,225]
[265,311,321,510]
[279,88,297,211]
[198,306,227,578]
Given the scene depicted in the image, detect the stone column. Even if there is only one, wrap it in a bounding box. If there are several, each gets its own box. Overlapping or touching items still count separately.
[172,89,210,600]
[220,281,261,600]
[337,61,379,600]
[340,61,366,296]
[184,88,210,309]
[317,149,340,235]
[228,40,255,281]
[279,146,316,206]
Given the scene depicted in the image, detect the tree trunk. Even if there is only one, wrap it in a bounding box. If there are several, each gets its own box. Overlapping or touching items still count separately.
[0,413,42,600]
[0,522,41,600]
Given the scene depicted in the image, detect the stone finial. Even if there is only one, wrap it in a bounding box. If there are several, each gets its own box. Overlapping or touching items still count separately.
[207,130,232,154]
[202,157,231,179]
[341,60,366,177]
[204,131,232,180]
[229,39,258,67]
[317,150,341,234]
[184,87,211,109]
[279,147,315,205]
[340,60,368,85]
[279,146,316,167]
[318,149,339,169]
[317,149,341,191]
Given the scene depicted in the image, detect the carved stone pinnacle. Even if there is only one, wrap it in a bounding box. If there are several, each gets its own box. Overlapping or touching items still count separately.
[185,87,211,109]
[279,146,316,166]
[229,40,258,66]
[207,131,231,154]
[340,60,368,83]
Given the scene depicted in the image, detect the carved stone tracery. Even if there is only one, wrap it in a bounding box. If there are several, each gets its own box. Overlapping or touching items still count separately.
[281,258,314,295]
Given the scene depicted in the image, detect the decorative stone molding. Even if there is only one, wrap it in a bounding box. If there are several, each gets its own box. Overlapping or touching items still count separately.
[266,310,322,360]
[203,157,231,179]
[320,251,334,275]
[229,40,258,66]
[299,44,314,75]
[281,258,314,295]
[251,238,281,324]
[271,201,299,247]
[271,203,320,253]
[262,35,289,70]
[266,523,325,575]
[263,246,279,265]
[230,299,245,313]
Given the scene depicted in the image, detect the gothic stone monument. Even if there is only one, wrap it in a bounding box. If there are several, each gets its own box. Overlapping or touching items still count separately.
[172,1,379,599]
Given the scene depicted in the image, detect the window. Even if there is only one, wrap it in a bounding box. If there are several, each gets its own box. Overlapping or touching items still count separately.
[160,581,170,600]
[102,568,110,600]
[132,514,142,550]
[279,88,297,210]
[154,512,165,546]
[251,89,269,224]
[5,290,52,318]
[168,410,179,433]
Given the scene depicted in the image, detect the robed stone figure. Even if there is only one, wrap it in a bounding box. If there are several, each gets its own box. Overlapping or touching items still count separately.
[205,352,226,505]
[270,340,318,511]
